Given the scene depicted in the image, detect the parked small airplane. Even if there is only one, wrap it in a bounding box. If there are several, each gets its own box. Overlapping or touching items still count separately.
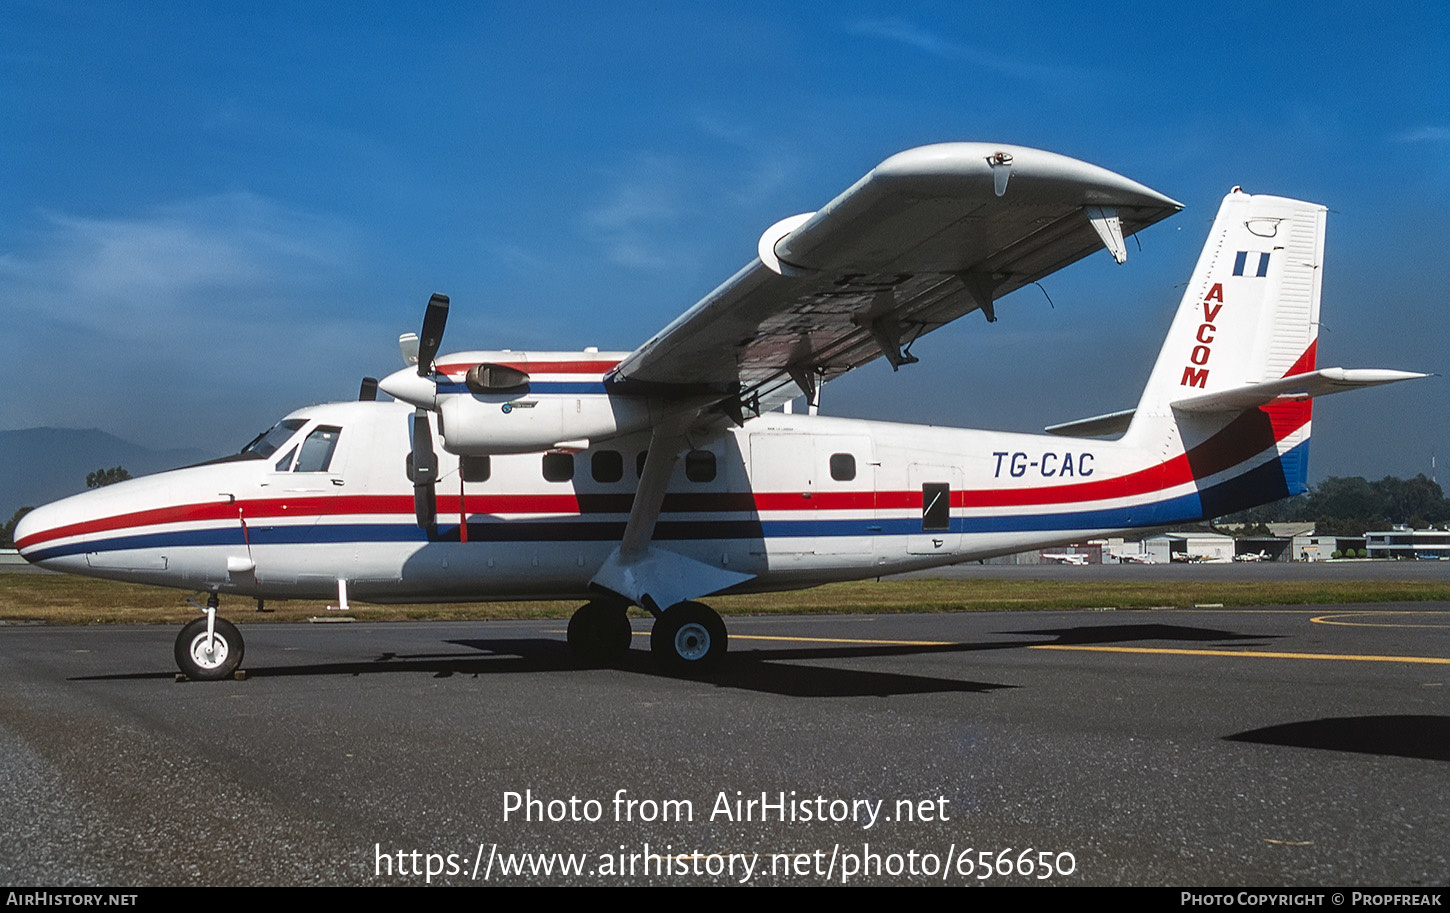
[1114,552,1157,565]
[1041,553,1090,566]
[1234,550,1271,562]
[1173,554,1225,564]
[14,144,1425,679]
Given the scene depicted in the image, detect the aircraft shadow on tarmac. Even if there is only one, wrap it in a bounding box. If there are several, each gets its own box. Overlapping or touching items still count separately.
[1002,622,1281,646]
[70,638,1007,698]
[1225,716,1450,762]
[70,621,1279,699]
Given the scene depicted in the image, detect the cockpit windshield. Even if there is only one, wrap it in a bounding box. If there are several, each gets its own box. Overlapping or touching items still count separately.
[239,419,307,459]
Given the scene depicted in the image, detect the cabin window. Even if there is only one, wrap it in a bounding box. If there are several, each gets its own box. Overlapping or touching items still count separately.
[921,483,950,532]
[685,449,716,483]
[830,453,856,481]
[461,455,491,483]
[592,450,623,483]
[294,426,342,472]
[542,452,574,482]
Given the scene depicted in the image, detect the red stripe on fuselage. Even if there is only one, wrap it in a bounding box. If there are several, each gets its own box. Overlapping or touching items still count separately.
[434,360,620,376]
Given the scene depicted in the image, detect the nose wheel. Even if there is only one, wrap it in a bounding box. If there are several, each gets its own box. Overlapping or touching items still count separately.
[650,601,727,673]
[175,596,244,680]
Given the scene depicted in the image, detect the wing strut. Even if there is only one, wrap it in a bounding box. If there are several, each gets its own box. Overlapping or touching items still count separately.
[619,426,686,563]
[590,421,754,614]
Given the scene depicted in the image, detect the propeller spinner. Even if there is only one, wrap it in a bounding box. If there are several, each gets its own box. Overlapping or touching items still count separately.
[379,293,450,410]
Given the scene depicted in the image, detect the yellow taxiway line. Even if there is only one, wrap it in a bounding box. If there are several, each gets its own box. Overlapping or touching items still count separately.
[718,634,1450,666]
[1029,645,1450,665]
[612,616,1450,666]
[1310,611,1450,629]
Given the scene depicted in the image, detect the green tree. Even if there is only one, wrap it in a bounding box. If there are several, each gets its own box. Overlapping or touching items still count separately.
[86,466,131,488]
[1375,474,1447,526]
[2,506,34,549]
[1219,474,1450,533]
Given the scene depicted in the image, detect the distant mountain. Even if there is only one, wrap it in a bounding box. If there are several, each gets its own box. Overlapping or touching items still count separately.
[0,428,215,516]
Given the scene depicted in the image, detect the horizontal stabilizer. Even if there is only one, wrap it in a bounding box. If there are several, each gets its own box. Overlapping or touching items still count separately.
[1170,368,1428,413]
[1044,408,1136,438]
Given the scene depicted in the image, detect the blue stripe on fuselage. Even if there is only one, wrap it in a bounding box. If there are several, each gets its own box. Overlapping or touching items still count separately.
[434,381,608,395]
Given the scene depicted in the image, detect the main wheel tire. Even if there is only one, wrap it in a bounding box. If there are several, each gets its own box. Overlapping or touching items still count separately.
[567,600,633,666]
[175,617,244,681]
[650,601,727,673]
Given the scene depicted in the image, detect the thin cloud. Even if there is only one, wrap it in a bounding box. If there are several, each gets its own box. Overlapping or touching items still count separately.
[0,193,372,441]
[1389,126,1450,143]
[692,113,799,208]
[580,145,801,273]
[580,157,691,270]
[0,193,354,337]
[847,18,1079,83]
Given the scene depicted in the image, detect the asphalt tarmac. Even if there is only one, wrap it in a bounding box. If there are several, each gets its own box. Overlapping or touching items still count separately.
[1,602,1446,886]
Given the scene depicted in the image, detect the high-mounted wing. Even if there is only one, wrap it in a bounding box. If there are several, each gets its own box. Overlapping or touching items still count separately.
[607,143,1181,411]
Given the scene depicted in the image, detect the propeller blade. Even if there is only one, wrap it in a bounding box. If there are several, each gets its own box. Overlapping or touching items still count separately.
[411,409,438,530]
[416,293,450,376]
[358,377,379,401]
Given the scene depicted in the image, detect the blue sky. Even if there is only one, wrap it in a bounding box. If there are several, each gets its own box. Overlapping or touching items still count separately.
[3,1,1447,482]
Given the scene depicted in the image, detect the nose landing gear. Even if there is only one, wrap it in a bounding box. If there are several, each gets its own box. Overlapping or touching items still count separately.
[175,594,245,681]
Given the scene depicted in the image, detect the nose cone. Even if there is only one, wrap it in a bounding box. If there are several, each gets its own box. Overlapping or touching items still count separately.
[12,497,87,569]
[378,368,438,409]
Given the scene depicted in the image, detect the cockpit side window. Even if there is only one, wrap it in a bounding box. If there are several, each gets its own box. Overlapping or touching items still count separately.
[274,446,297,472]
[293,426,342,472]
[241,419,307,459]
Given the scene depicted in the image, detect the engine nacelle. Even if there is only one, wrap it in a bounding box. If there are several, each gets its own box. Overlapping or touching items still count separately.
[385,350,666,455]
[437,390,656,455]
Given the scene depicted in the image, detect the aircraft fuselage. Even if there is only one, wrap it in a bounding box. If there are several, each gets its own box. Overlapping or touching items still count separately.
[17,396,1249,603]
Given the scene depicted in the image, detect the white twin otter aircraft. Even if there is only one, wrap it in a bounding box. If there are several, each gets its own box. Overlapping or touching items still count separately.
[15,143,1424,680]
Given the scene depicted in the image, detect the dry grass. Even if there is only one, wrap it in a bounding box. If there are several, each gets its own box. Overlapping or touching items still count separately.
[3,571,1448,626]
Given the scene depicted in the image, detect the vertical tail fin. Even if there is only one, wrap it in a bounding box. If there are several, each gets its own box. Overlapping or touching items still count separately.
[1134,189,1326,416]
[1126,190,1327,512]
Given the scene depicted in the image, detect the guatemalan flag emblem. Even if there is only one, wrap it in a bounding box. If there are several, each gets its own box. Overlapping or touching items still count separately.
[1232,250,1271,277]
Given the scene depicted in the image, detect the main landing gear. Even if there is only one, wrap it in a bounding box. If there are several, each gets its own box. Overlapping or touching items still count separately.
[566,599,633,666]
[650,601,727,673]
[566,598,728,674]
[174,594,245,681]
